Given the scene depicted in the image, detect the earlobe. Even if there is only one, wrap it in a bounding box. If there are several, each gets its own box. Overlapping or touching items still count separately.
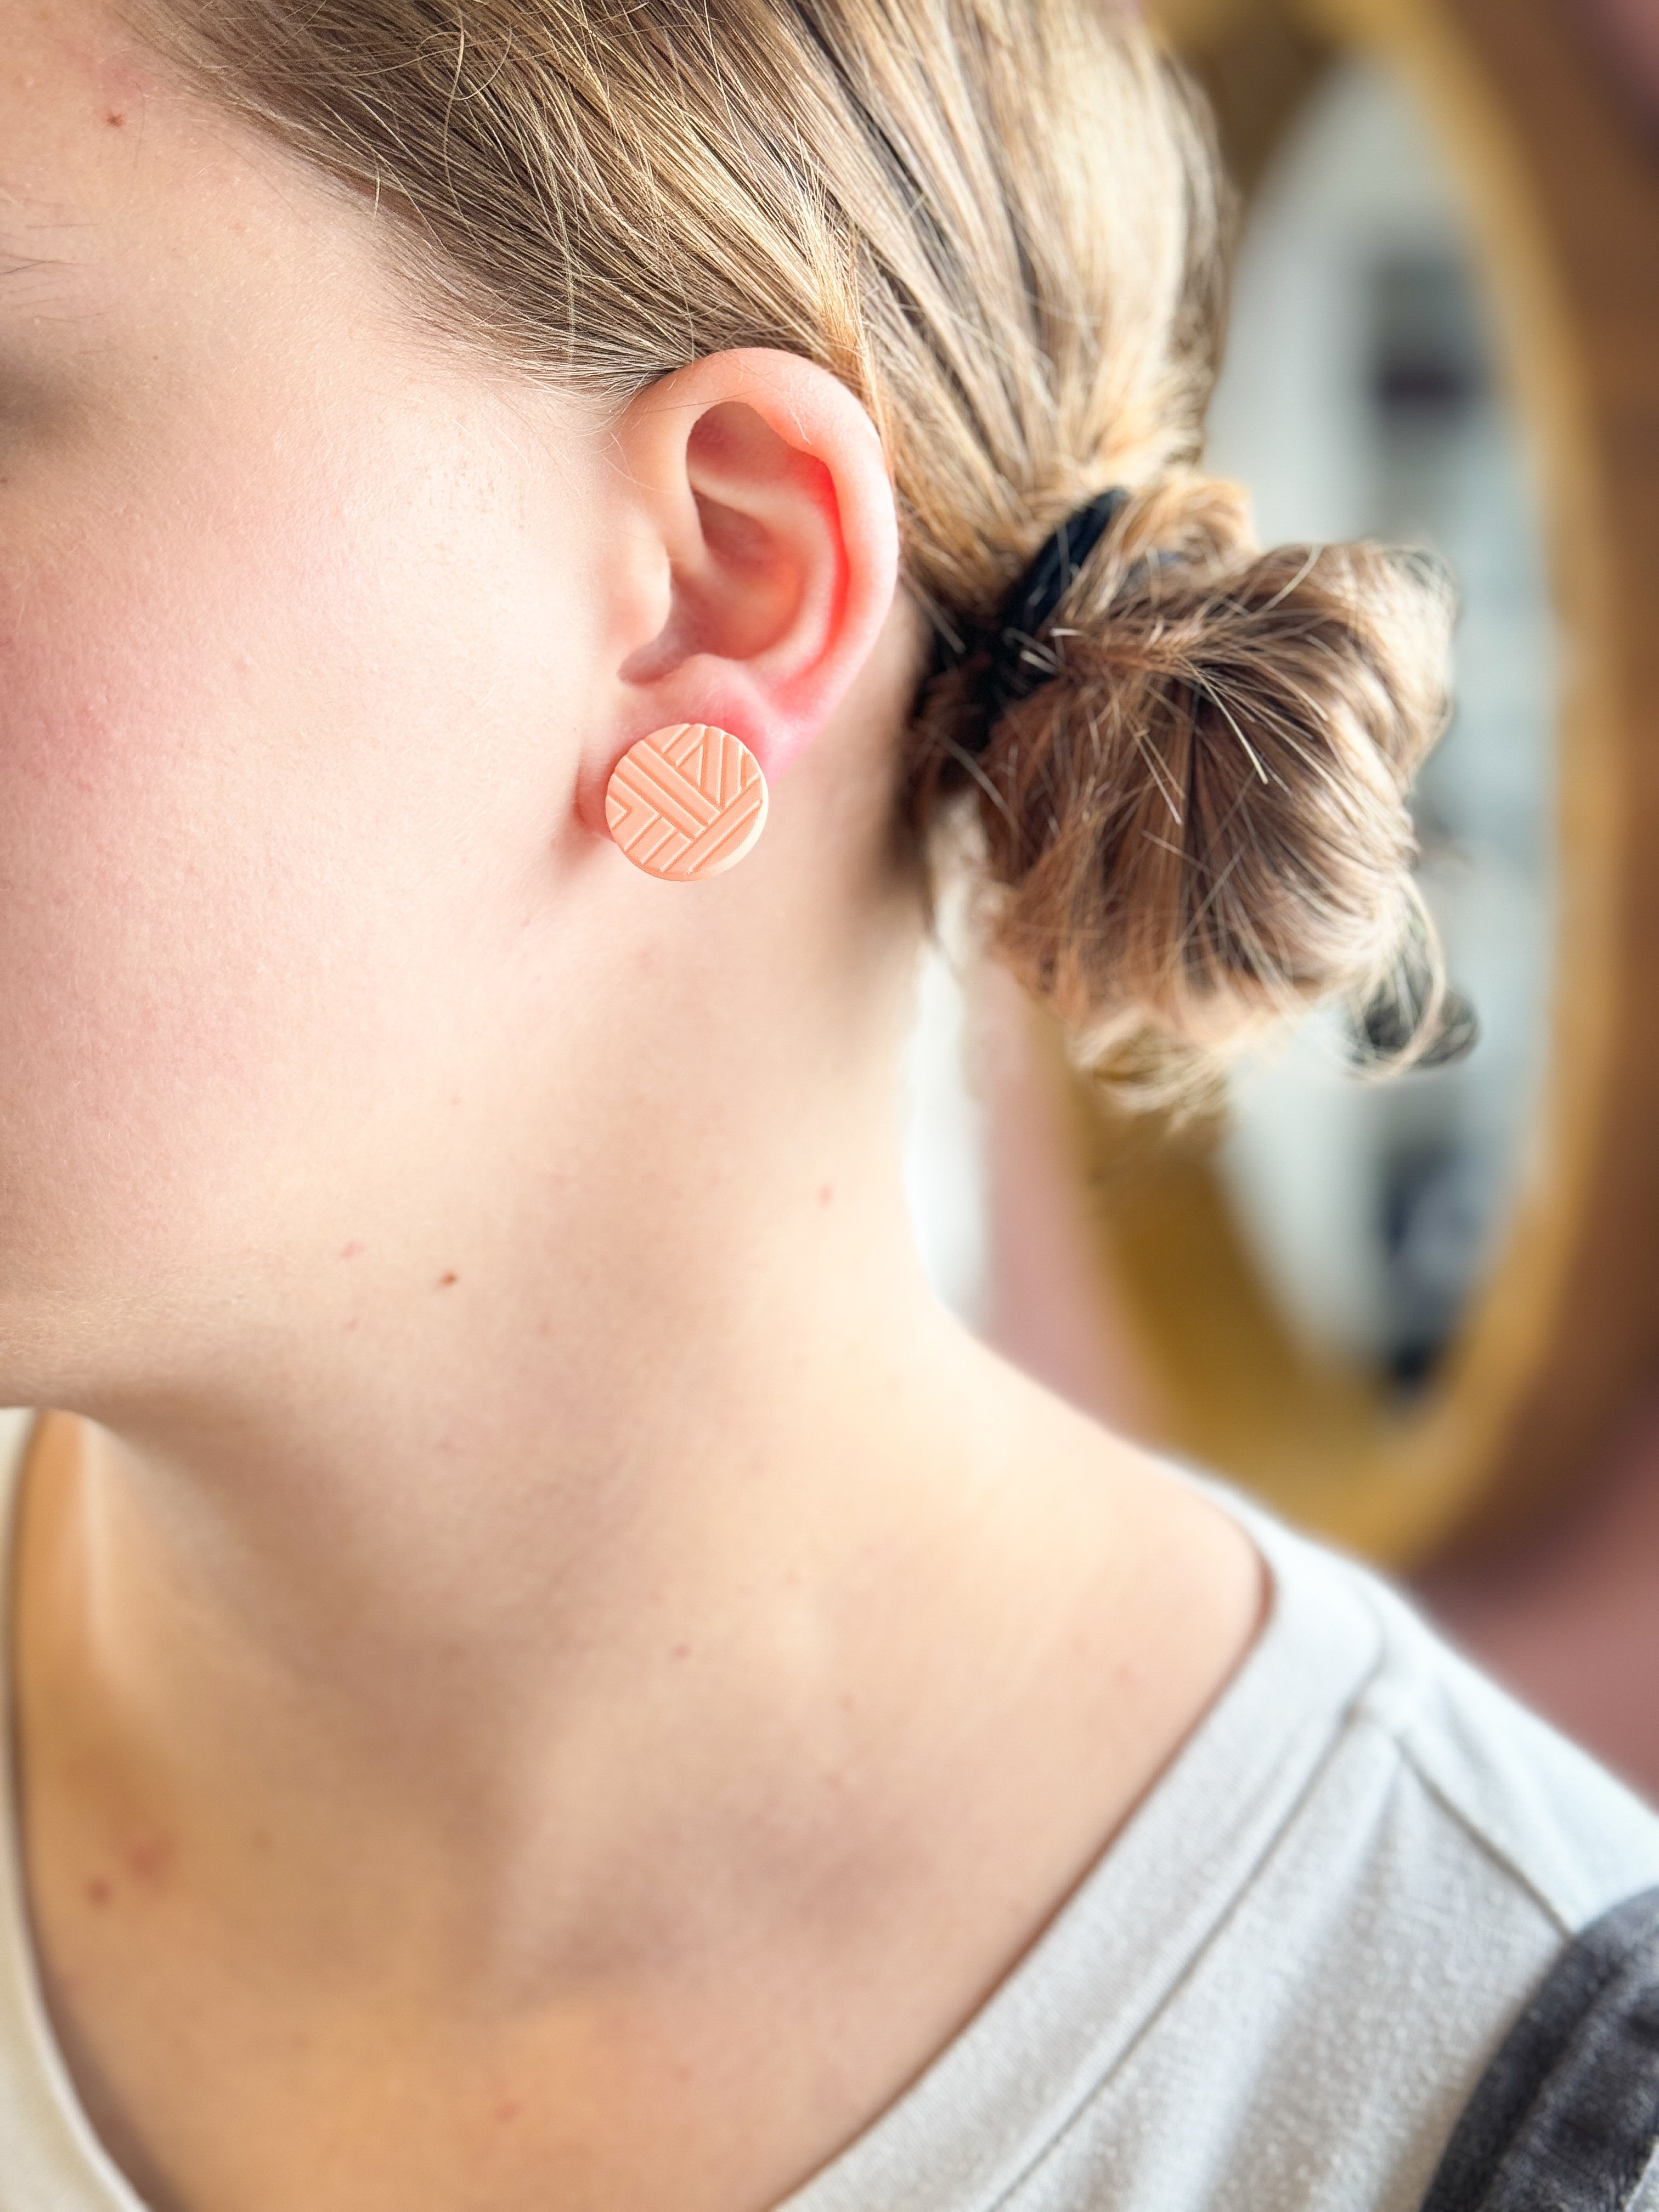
[603,350,900,795]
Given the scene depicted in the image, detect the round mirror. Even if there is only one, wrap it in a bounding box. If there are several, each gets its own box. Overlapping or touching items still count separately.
[989,0,1659,1565]
[901,0,1659,1566]
[1208,53,1556,1394]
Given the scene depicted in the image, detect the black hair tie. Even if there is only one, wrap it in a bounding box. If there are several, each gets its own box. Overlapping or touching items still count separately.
[937,486,1130,756]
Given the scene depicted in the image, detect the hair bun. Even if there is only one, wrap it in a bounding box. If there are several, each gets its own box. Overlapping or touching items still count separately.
[911,474,1457,1099]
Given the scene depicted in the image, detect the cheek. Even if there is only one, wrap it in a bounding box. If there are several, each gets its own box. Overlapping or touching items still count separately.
[0,402,590,1297]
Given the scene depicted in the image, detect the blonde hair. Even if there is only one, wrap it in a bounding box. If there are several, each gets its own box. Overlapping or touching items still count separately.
[138,0,1453,1093]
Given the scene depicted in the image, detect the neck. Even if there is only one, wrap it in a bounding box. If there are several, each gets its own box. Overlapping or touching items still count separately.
[19,1013,1114,1989]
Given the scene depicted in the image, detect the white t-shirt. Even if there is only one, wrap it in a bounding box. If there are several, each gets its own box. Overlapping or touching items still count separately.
[1,1407,1657,2212]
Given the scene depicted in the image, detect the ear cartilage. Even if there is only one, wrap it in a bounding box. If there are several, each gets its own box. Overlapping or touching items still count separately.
[605,724,770,881]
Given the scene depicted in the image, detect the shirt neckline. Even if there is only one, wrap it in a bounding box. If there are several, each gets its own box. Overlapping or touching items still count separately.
[0,1419,1384,2212]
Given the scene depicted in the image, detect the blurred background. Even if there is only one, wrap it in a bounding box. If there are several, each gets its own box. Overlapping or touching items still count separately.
[905,0,1659,1799]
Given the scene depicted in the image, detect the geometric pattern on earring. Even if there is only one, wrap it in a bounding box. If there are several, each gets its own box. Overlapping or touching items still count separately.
[605,724,770,881]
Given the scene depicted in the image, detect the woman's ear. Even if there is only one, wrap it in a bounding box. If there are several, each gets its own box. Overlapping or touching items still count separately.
[597,349,900,799]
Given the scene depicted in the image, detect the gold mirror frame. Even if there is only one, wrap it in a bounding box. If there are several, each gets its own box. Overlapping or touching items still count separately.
[1068,0,1659,1566]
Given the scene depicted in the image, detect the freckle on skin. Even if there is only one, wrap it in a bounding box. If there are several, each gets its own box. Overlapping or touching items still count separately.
[495,2100,521,2124]
[439,1272,459,1288]
[84,1877,112,1909]
[125,1835,174,1887]
[105,110,125,128]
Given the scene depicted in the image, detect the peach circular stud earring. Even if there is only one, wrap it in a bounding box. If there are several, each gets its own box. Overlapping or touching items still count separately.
[605,724,770,882]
